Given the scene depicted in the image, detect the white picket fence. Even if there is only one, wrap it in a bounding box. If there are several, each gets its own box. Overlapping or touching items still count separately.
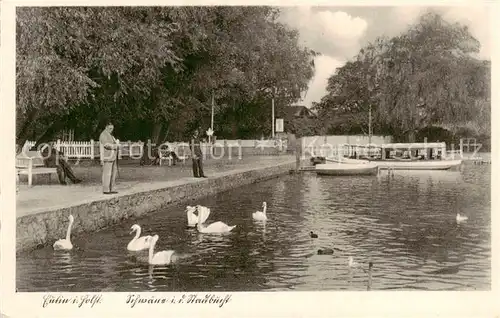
[22,138,288,159]
[21,136,480,160]
[23,140,98,159]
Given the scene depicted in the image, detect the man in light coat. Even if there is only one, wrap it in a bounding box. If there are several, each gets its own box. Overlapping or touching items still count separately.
[99,123,119,194]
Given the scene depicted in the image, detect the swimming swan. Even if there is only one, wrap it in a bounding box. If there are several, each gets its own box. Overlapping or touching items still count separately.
[456,213,468,223]
[252,202,268,221]
[186,206,199,227]
[148,235,175,265]
[127,224,151,251]
[196,206,236,234]
[53,215,74,251]
[186,205,211,227]
[196,205,211,222]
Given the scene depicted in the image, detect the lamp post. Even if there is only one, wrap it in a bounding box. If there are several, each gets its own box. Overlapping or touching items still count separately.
[209,93,215,144]
[368,104,372,146]
[271,87,276,139]
[366,74,375,155]
[272,97,275,139]
[211,93,215,131]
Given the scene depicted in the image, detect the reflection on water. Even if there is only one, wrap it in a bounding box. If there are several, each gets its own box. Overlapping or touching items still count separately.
[17,165,490,291]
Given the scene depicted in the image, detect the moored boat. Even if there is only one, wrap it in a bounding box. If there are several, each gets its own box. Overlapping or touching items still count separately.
[369,159,462,170]
[315,162,379,176]
[326,157,370,164]
[337,142,464,171]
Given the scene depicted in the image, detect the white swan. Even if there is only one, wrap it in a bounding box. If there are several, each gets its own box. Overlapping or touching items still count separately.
[186,205,211,227]
[186,206,198,227]
[196,206,236,234]
[456,213,468,223]
[148,235,175,265]
[197,221,237,234]
[197,205,211,223]
[53,215,74,251]
[127,224,151,251]
[252,202,268,221]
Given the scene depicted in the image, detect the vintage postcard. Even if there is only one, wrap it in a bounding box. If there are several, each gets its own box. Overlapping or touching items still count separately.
[1,1,498,317]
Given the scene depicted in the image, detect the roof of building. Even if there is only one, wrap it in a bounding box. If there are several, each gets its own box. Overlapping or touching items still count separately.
[281,105,317,119]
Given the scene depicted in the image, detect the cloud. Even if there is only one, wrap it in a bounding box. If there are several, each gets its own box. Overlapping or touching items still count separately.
[280,7,369,107]
[316,11,368,42]
[300,55,344,108]
[279,7,368,59]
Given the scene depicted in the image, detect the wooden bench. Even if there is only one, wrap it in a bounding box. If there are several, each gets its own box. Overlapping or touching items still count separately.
[159,151,173,166]
[159,151,190,166]
[159,144,190,166]
[16,150,58,187]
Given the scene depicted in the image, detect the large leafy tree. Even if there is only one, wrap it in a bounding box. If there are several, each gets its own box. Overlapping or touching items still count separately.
[16,6,316,146]
[183,7,316,139]
[315,11,490,142]
[16,7,182,144]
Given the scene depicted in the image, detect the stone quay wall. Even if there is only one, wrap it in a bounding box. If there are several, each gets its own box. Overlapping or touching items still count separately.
[17,161,295,252]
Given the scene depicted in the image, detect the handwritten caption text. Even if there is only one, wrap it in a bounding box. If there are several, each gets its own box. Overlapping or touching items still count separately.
[126,293,232,308]
[42,294,103,308]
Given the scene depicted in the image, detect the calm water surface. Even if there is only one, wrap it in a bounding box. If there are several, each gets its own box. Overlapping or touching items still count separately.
[17,164,490,291]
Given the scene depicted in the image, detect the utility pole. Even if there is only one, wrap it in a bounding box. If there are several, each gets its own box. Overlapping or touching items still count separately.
[368,104,372,145]
[366,73,375,155]
[272,98,275,138]
[211,93,214,131]
[207,93,215,145]
[368,104,373,157]
[271,87,276,138]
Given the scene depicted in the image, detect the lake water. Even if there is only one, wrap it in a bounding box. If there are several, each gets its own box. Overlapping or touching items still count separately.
[17,163,491,291]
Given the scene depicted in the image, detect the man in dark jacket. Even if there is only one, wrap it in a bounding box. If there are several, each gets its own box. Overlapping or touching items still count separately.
[190,129,207,178]
[41,143,82,185]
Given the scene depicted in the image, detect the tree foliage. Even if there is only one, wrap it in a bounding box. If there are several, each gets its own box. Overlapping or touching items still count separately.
[16,6,316,145]
[16,7,182,142]
[314,11,490,142]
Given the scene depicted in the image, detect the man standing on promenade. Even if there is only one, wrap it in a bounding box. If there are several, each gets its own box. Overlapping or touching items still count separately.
[190,129,207,178]
[99,122,119,194]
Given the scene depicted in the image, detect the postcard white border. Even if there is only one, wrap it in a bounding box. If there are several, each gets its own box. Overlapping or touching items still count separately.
[1,0,499,317]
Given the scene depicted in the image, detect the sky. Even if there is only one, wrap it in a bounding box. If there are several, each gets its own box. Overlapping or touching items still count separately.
[278,6,492,108]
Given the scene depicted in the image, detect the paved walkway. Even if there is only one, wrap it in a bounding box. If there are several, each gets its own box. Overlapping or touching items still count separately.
[16,155,295,218]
